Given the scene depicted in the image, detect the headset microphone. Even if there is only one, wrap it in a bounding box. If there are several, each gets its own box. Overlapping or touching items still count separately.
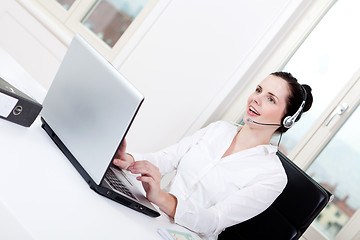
[246,118,281,126]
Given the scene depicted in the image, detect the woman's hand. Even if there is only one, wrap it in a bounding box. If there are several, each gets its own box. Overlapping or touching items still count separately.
[128,160,162,202]
[113,139,134,170]
[128,160,177,218]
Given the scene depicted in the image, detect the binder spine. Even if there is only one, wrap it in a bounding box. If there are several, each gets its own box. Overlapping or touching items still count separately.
[0,77,42,127]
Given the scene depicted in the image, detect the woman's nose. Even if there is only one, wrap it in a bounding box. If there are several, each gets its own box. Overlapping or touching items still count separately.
[253,95,261,105]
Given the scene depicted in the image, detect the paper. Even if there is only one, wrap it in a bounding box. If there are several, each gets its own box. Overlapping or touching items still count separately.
[0,92,18,118]
[157,228,195,240]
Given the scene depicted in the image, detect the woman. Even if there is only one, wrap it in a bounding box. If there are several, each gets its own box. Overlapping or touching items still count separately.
[113,72,313,239]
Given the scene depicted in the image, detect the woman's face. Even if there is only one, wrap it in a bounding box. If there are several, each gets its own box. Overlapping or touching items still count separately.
[244,74,290,128]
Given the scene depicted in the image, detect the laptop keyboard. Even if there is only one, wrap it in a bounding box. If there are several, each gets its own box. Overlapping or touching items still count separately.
[105,169,136,199]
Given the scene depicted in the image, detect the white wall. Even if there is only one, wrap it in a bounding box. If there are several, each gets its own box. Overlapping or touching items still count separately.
[0,0,311,153]
[118,0,311,152]
[0,0,67,90]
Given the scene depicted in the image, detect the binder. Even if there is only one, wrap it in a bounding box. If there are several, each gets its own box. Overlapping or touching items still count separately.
[0,76,42,127]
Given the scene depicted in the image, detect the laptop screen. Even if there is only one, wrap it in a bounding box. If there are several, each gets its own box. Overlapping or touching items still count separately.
[41,35,144,185]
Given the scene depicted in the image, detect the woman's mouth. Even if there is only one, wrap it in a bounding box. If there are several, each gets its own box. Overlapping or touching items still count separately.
[248,106,260,116]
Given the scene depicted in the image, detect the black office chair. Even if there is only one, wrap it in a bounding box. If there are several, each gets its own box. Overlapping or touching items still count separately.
[218,151,332,240]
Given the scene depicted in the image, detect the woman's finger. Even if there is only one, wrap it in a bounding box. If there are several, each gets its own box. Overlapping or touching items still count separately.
[116,139,127,159]
[136,175,160,202]
[113,158,129,169]
[129,161,160,178]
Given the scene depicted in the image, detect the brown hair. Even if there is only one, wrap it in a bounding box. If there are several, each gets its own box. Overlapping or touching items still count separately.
[271,72,313,133]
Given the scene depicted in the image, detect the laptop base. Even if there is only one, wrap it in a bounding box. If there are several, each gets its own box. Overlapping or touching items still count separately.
[41,117,160,218]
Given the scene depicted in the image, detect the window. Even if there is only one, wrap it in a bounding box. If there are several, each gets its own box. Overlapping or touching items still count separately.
[280,0,360,155]
[280,1,360,239]
[34,0,158,60]
[81,0,150,48]
[56,0,76,10]
[305,104,360,239]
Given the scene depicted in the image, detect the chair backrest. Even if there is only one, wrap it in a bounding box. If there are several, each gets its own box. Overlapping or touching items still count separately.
[218,151,332,240]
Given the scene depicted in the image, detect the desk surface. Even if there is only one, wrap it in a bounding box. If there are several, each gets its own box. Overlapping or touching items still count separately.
[0,49,200,240]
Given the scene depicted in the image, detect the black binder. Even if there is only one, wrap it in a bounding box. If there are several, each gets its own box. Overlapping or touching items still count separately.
[0,76,42,127]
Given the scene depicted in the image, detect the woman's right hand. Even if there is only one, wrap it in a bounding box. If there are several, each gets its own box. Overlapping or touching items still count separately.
[113,139,134,170]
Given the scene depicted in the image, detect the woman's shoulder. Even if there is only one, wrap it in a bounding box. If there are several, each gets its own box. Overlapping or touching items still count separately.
[205,120,238,131]
[195,121,238,141]
[261,150,288,187]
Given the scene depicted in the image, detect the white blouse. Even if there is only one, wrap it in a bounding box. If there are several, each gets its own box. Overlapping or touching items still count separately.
[132,121,287,240]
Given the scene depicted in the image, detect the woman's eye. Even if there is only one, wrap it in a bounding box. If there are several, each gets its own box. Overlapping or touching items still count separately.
[269,97,275,103]
[255,88,261,93]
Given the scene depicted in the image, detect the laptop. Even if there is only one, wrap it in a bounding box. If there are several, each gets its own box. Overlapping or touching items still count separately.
[41,35,160,217]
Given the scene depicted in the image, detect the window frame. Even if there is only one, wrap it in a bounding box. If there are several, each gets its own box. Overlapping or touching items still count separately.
[220,0,337,160]
[32,0,159,61]
[36,0,82,22]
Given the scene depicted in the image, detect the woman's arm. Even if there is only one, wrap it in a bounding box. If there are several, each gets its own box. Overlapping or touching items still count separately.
[117,122,214,175]
[172,179,287,238]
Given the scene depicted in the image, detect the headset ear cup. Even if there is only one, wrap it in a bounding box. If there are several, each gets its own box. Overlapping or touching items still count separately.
[283,116,294,128]
[282,85,307,130]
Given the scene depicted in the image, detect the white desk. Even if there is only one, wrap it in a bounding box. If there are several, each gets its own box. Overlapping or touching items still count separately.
[0,49,200,240]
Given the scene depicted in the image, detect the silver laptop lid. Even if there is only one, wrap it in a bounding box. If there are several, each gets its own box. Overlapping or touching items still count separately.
[41,35,143,185]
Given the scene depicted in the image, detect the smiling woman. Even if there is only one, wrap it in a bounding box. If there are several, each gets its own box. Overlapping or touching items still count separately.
[245,74,290,131]
[245,72,312,135]
[112,72,313,240]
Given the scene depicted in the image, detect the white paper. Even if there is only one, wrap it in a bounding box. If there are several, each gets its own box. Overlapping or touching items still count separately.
[0,92,18,118]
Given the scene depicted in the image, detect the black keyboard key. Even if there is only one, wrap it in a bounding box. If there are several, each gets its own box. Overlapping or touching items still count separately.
[105,170,136,199]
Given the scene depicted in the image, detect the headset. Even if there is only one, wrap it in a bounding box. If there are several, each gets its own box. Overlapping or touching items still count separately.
[247,85,307,129]
[282,85,307,128]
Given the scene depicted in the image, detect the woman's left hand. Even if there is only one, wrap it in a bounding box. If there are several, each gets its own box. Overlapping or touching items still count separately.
[128,160,162,203]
